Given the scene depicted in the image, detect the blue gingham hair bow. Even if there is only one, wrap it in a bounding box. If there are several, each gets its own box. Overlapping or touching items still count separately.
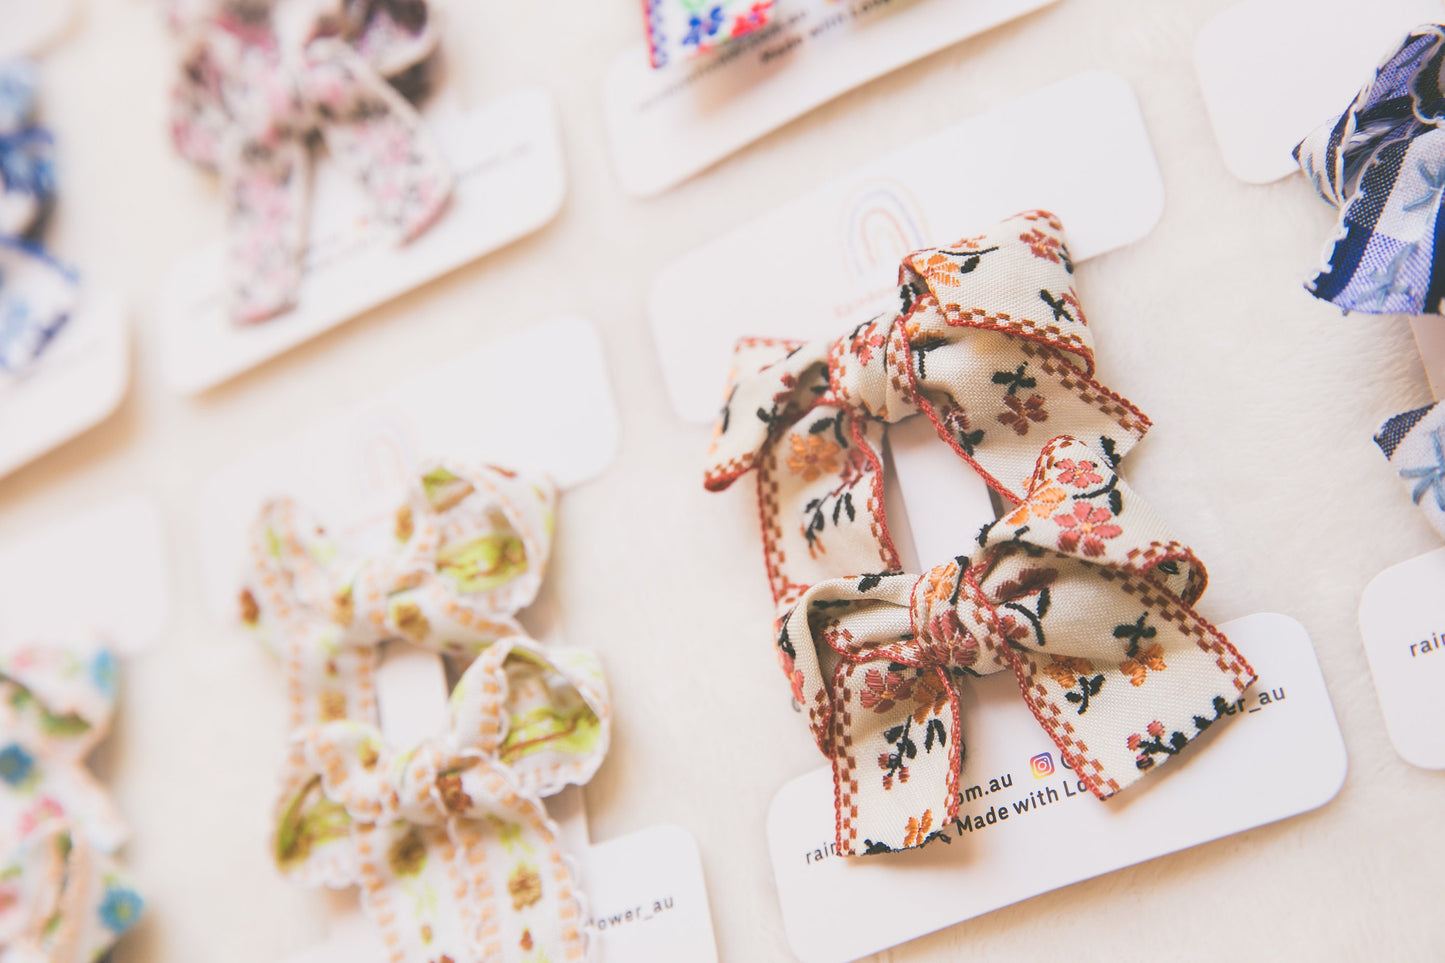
[0,60,74,380]
[1295,23,1445,315]
[1377,402,1445,539]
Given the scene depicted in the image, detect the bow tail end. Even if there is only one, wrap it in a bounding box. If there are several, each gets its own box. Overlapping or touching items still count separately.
[222,134,310,324]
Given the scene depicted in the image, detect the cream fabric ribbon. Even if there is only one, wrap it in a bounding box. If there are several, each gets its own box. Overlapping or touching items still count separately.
[777,436,1254,855]
[704,210,1152,610]
[0,645,143,962]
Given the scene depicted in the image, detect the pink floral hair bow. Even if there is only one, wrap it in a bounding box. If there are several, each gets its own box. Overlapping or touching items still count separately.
[169,0,451,323]
[0,645,143,961]
[775,436,1254,855]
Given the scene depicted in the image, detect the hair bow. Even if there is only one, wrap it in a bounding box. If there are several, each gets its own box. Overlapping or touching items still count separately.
[1295,23,1445,314]
[643,0,775,69]
[276,636,609,963]
[169,0,452,324]
[1376,401,1445,539]
[0,61,74,380]
[242,463,556,735]
[776,436,1254,855]
[0,645,144,961]
[704,210,1151,609]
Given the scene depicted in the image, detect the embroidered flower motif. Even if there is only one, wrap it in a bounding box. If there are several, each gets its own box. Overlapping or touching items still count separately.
[0,744,35,787]
[683,5,726,46]
[318,690,348,722]
[1053,502,1122,557]
[860,667,915,714]
[1400,425,1445,510]
[732,2,772,35]
[1120,643,1167,686]
[98,885,144,934]
[508,863,543,911]
[1055,459,1103,489]
[998,394,1048,435]
[786,434,841,482]
[909,672,949,725]
[1127,719,1186,771]
[993,567,1057,603]
[994,614,1031,645]
[388,827,428,877]
[1020,227,1063,263]
[778,649,805,705]
[1044,655,1095,689]
[437,772,472,812]
[849,321,886,366]
[1004,484,1065,526]
[903,809,934,848]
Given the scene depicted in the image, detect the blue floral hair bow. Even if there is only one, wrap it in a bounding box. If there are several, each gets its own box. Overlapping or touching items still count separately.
[1295,24,1445,315]
[0,60,74,381]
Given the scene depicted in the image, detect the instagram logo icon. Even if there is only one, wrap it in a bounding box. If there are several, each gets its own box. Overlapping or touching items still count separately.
[1029,752,1055,779]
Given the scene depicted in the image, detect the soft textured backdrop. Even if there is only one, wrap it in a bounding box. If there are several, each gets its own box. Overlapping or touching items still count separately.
[7,0,1438,959]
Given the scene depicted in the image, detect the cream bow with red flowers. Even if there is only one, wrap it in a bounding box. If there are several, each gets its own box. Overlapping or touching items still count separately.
[168,0,451,323]
[242,462,556,743]
[704,210,1151,610]
[275,636,609,963]
[776,436,1255,856]
[0,645,143,962]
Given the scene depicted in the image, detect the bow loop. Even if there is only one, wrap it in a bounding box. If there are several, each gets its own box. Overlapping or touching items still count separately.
[1295,24,1445,313]
[776,436,1254,855]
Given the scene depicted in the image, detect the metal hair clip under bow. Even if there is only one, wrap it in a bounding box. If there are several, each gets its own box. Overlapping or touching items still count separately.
[243,463,612,963]
[0,645,144,962]
[169,0,452,324]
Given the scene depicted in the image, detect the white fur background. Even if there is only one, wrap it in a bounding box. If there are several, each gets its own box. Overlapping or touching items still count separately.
[5,0,1442,959]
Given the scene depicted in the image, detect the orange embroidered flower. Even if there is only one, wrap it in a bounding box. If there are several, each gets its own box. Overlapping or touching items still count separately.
[904,809,934,848]
[1020,227,1063,263]
[508,864,543,911]
[1045,655,1095,688]
[786,434,841,482]
[1053,502,1123,557]
[1120,643,1166,686]
[1005,484,1065,526]
[998,394,1048,435]
[860,667,916,713]
[910,672,949,725]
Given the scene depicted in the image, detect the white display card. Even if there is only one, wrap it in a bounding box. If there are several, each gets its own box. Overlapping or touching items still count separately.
[0,494,168,654]
[160,89,566,395]
[651,70,1165,424]
[194,316,718,962]
[0,292,129,480]
[768,613,1346,963]
[0,0,75,58]
[1359,548,1445,769]
[604,0,1061,197]
[1194,0,1445,184]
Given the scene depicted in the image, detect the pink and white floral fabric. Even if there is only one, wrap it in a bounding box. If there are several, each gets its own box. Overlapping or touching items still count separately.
[169,0,452,324]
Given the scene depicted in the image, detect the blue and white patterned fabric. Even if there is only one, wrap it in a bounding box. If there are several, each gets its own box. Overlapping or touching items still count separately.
[0,61,71,381]
[0,61,56,240]
[1295,24,1445,315]
[1376,402,1445,538]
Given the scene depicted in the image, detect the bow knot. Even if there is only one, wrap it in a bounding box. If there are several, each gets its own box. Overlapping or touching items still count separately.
[778,436,1254,855]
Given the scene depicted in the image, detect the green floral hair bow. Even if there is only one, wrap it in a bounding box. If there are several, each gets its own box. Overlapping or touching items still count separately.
[0,645,143,961]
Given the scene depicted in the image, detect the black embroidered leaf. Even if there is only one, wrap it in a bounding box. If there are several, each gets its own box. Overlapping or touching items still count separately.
[843,492,855,522]
[857,573,884,592]
[884,724,906,744]
[925,718,947,752]
[1099,436,1120,469]
[1037,587,1051,619]
[991,364,1037,396]
[809,418,833,434]
[1169,731,1188,752]
[863,840,894,855]
[1108,489,1124,515]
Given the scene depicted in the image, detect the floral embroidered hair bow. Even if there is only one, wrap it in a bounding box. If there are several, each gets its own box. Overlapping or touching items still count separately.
[704,210,1151,610]
[0,645,144,961]
[243,463,613,962]
[775,436,1254,855]
[1295,23,1445,315]
[643,0,775,68]
[0,60,75,380]
[169,0,452,324]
